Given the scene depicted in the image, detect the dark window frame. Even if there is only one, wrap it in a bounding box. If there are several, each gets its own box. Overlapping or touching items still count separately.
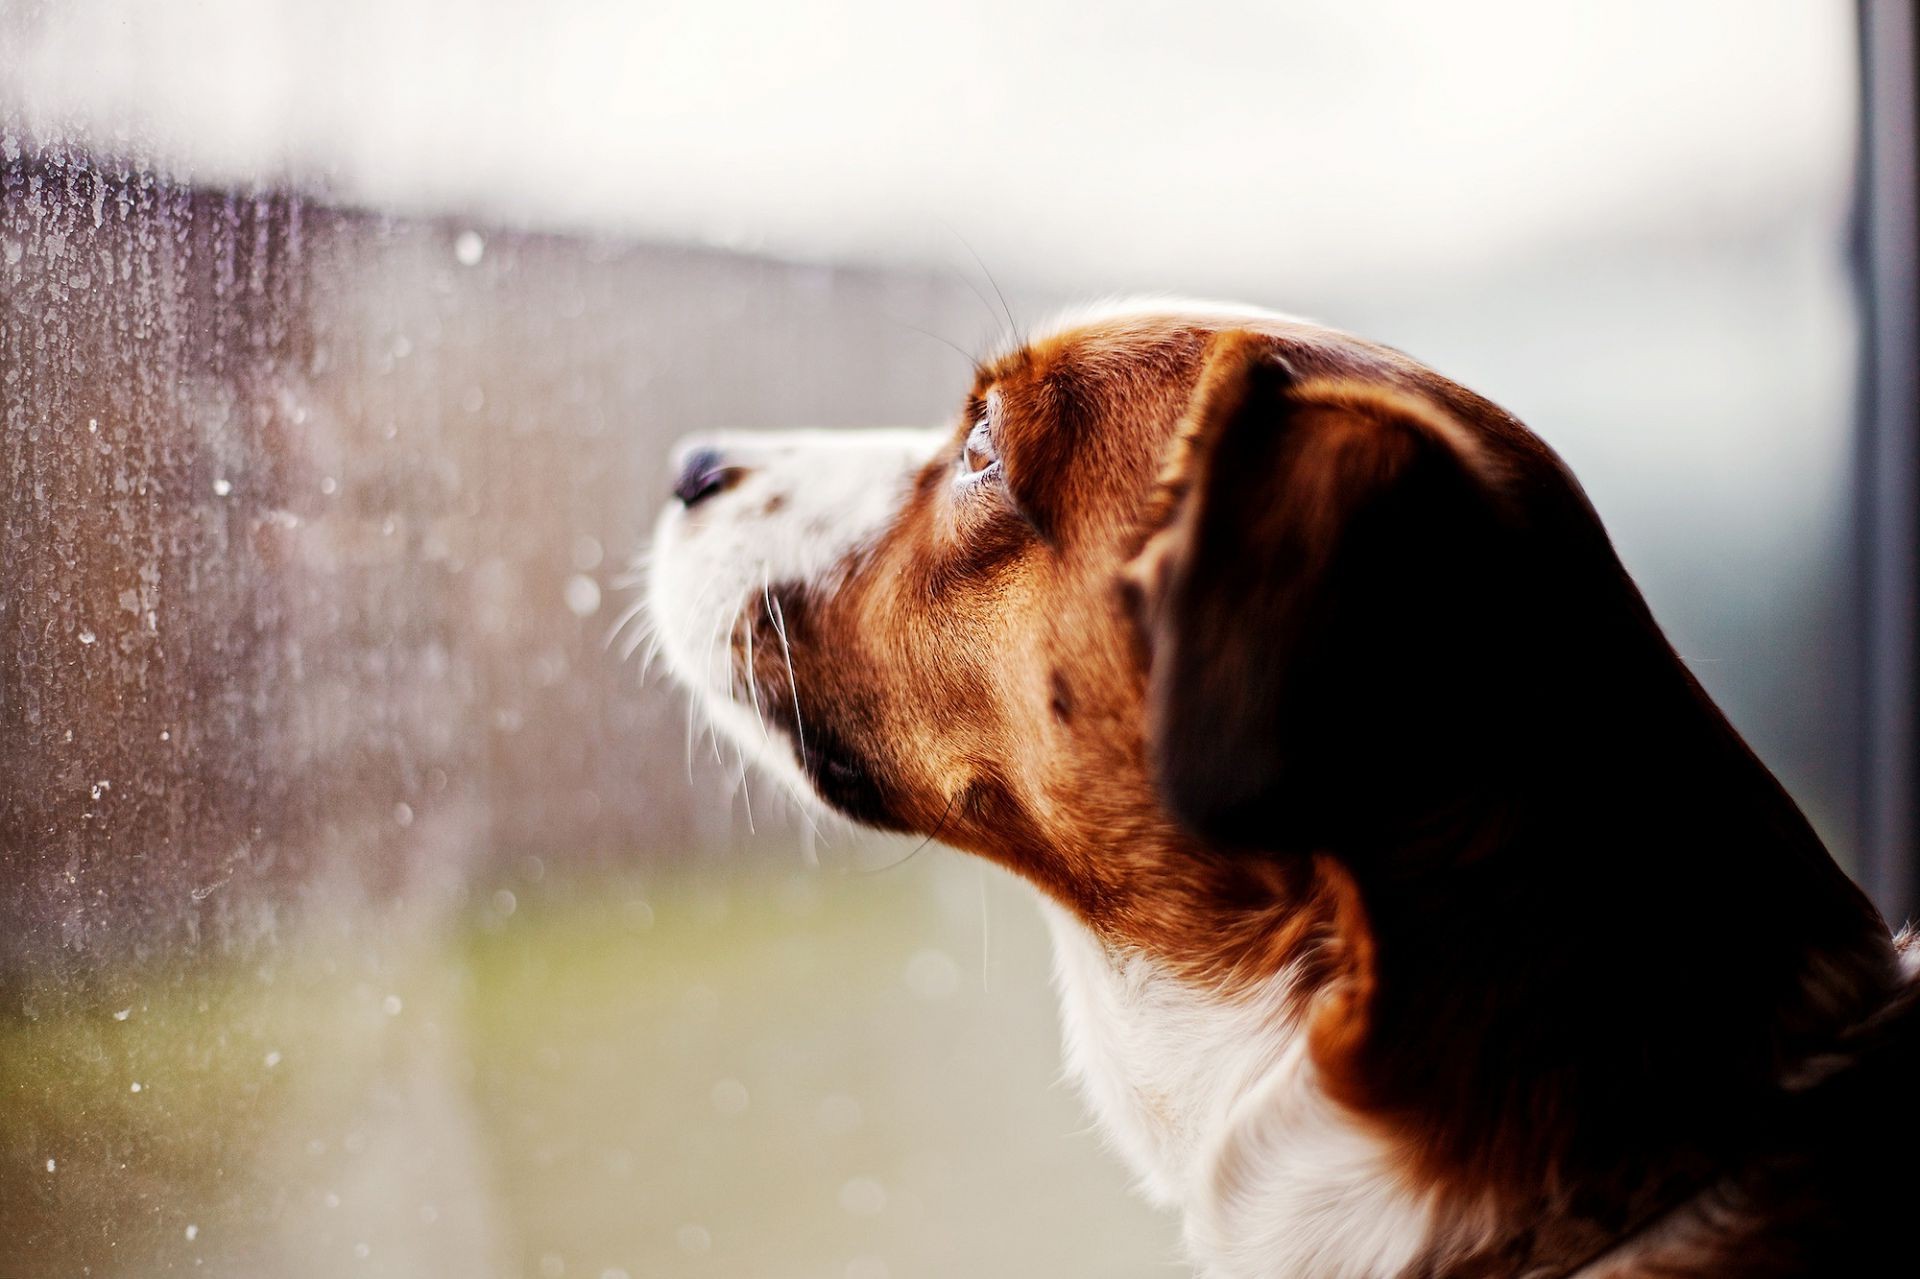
[1855,0,1919,924]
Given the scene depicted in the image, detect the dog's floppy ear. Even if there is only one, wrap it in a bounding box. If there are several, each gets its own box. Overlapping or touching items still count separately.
[1128,331,1539,855]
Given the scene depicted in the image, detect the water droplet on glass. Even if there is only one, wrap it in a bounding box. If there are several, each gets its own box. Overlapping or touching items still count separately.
[838,1177,887,1216]
[392,802,414,828]
[564,574,601,617]
[454,231,485,266]
[263,1050,281,1068]
[320,476,338,495]
[710,1078,749,1114]
[492,888,518,917]
[45,1159,55,1173]
[78,630,96,645]
[112,1007,130,1021]
[184,1224,198,1242]
[212,478,232,496]
[816,1093,864,1134]
[129,1081,142,1093]
[903,947,960,1000]
[87,417,97,433]
[382,994,403,1016]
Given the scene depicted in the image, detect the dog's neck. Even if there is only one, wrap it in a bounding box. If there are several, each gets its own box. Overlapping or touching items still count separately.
[1035,816,1898,1279]
[1040,898,1441,1279]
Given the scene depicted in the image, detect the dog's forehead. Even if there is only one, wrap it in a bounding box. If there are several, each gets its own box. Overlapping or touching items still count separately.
[974,297,1321,396]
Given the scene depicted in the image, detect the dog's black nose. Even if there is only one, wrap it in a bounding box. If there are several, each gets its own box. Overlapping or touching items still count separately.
[673,449,733,508]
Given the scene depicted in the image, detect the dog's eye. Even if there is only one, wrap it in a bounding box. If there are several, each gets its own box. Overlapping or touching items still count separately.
[956,404,1001,485]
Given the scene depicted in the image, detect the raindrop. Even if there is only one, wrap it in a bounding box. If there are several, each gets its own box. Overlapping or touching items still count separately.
[392,802,414,828]
[564,574,602,617]
[263,1050,281,1068]
[129,1081,142,1093]
[492,888,518,917]
[78,630,96,645]
[112,1008,130,1021]
[710,1078,749,1114]
[454,231,485,266]
[184,1224,198,1242]
[817,1094,863,1135]
[903,948,960,1000]
[212,477,232,496]
[838,1177,887,1217]
[44,1159,55,1173]
[320,476,338,495]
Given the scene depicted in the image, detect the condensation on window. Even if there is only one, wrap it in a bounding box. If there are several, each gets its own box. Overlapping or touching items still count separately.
[0,142,1182,1277]
[0,6,1867,1277]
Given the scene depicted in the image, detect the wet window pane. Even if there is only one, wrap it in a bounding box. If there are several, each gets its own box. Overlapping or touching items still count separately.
[2,3,1864,1276]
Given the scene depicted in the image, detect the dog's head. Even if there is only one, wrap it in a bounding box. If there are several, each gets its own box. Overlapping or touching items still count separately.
[647,299,1897,1260]
[648,301,1751,939]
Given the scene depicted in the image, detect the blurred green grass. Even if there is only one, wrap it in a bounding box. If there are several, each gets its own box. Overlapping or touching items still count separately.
[1,852,1184,1277]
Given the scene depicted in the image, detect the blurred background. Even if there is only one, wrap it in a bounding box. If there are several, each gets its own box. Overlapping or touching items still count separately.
[1,2,1913,1276]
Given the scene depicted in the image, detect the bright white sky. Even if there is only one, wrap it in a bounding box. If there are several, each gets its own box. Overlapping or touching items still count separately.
[1,0,1857,296]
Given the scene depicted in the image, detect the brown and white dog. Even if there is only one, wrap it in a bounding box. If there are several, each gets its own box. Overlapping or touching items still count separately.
[645,302,1919,1277]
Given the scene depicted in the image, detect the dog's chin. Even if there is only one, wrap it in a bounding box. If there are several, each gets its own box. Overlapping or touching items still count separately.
[643,529,803,807]
[646,537,878,829]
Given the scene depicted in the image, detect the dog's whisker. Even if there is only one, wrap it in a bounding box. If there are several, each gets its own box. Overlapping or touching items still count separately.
[742,587,771,742]
[605,595,650,654]
[766,578,807,765]
[852,789,958,877]
[682,682,699,782]
[734,740,756,834]
[978,862,992,995]
[635,630,666,682]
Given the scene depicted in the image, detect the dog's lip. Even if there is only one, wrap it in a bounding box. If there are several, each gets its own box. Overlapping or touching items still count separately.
[793,726,907,832]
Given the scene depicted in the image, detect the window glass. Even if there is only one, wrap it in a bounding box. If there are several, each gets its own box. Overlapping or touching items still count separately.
[1,3,1862,1275]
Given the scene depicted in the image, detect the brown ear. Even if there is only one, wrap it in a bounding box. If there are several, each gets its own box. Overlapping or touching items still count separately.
[1129,333,1539,855]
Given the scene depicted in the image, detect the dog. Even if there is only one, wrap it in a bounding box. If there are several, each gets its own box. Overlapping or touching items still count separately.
[646,301,1918,1277]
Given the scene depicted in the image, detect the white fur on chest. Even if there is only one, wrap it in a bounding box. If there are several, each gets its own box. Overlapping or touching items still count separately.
[1040,901,1435,1279]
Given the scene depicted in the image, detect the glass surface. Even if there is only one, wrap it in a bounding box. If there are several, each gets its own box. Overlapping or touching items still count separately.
[1,3,1864,1275]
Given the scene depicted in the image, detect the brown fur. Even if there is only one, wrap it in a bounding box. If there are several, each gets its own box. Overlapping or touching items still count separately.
[725,312,1915,1275]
